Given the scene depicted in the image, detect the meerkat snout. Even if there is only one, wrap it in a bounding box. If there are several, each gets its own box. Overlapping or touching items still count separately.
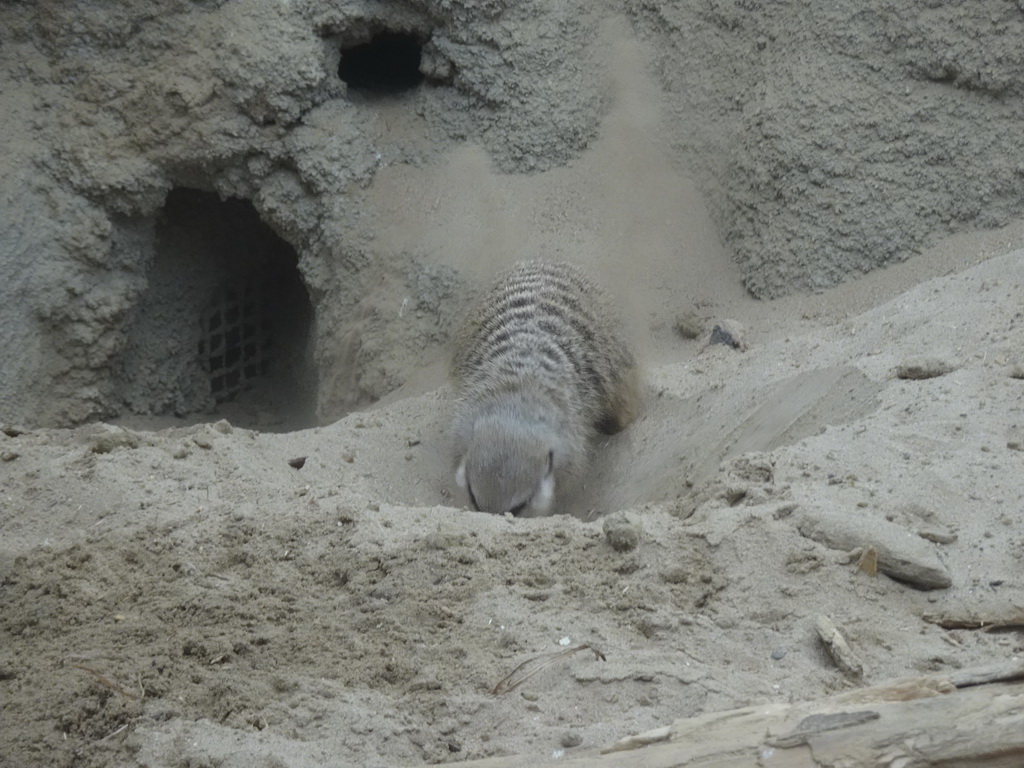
[455,417,557,516]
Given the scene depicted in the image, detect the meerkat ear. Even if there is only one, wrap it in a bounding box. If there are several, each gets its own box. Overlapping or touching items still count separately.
[455,459,467,489]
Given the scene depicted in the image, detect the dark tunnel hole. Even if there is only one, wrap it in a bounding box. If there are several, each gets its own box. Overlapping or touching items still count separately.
[339,31,425,94]
[137,188,317,431]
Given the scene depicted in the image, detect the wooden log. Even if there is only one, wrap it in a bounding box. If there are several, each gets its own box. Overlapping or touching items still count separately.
[446,660,1024,768]
[814,614,865,679]
[922,612,1024,630]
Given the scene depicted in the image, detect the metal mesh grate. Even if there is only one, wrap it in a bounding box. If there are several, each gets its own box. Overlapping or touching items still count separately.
[199,278,272,403]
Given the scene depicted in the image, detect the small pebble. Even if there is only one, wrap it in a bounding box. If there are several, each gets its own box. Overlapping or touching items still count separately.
[232,503,255,522]
[708,319,747,351]
[560,732,583,748]
[771,647,788,661]
[88,426,139,454]
[661,565,690,584]
[1,450,18,462]
[917,526,958,545]
[674,309,703,340]
[603,513,641,552]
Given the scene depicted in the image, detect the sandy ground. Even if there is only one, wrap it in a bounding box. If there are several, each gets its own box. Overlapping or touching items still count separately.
[3,13,1024,768]
[3,233,1023,768]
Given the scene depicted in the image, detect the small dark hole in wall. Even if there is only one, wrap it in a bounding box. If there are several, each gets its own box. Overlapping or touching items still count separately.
[339,31,424,94]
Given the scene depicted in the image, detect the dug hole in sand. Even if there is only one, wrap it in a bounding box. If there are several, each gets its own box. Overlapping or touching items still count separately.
[2,3,1024,768]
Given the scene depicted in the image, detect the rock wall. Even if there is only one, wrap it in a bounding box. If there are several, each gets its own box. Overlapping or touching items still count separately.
[0,0,604,426]
[629,0,1024,296]
[2,0,1023,427]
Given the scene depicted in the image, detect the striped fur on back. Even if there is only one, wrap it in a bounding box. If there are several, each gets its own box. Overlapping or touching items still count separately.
[450,260,641,516]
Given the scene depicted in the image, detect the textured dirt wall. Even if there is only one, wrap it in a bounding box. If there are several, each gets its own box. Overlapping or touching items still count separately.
[629,0,1024,296]
[0,0,604,426]
[3,0,1024,426]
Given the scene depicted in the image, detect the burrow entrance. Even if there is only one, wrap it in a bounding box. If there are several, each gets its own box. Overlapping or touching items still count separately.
[339,31,426,94]
[118,188,316,431]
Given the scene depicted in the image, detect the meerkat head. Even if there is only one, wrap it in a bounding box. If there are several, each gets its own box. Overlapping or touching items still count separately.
[455,417,558,516]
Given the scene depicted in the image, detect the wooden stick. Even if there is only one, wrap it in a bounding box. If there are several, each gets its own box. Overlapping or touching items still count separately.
[491,644,606,696]
[922,612,1024,630]
[69,665,140,700]
[815,614,864,679]
[442,661,1024,767]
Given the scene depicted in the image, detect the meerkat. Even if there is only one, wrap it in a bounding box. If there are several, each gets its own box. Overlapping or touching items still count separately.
[450,260,642,516]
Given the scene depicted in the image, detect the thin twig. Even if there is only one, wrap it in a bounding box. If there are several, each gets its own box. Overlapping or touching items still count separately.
[922,613,1024,631]
[70,665,140,700]
[98,723,130,742]
[492,643,606,696]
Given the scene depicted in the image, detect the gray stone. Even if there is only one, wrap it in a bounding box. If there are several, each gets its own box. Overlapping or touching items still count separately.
[797,509,951,589]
